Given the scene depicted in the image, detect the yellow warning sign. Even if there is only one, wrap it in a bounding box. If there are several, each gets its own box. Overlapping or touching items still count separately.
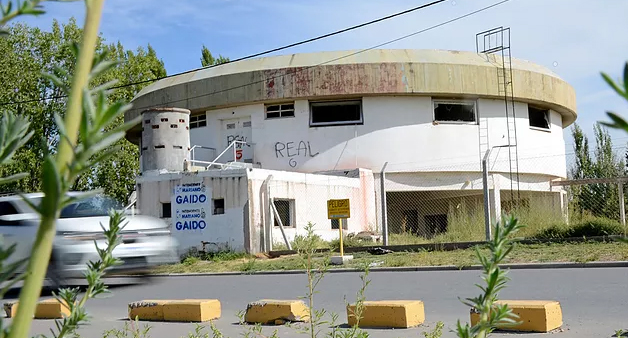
[327,199,350,219]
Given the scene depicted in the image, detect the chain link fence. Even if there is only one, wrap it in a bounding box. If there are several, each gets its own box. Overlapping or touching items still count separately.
[263,149,628,250]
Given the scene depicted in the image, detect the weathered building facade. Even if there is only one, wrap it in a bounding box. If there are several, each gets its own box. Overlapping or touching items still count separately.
[127,48,577,252]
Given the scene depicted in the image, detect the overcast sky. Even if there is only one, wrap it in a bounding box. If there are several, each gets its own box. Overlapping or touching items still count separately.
[12,0,628,156]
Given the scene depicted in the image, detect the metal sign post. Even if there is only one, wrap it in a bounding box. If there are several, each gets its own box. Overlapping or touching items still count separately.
[327,199,353,265]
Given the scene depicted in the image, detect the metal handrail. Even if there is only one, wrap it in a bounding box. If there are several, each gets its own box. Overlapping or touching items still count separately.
[184,141,249,170]
[205,140,248,169]
[189,145,217,163]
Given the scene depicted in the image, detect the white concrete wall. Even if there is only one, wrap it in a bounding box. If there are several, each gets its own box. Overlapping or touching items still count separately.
[246,168,377,248]
[135,167,377,254]
[136,170,249,256]
[189,96,568,185]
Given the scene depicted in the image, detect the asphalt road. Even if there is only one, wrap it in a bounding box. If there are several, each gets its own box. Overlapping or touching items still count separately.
[4,267,628,338]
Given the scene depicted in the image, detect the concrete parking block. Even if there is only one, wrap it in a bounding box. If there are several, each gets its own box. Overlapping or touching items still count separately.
[347,300,425,328]
[162,299,221,322]
[244,299,310,324]
[4,299,71,319]
[470,300,563,332]
[128,300,173,321]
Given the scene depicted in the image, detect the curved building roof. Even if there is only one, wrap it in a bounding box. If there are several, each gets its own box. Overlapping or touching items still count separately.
[126,49,577,143]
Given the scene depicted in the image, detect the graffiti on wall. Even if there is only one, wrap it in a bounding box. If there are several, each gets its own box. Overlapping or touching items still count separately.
[227,135,248,159]
[274,140,319,167]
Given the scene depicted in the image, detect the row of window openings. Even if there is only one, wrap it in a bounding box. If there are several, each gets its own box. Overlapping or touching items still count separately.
[143,115,207,130]
[160,199,345,229]
[264,100,551,130]
[153,101,550,132]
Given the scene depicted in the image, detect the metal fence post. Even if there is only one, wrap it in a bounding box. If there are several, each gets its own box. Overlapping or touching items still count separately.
[482,150,492,241]
[381,162,389,246]
[619,181,626,227]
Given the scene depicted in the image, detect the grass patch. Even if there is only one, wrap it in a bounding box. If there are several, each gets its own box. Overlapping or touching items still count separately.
[154,241,628,274]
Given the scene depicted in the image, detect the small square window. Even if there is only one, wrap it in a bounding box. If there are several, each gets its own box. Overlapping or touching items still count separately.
[266,103,295,119]
[273,199,295,227]
[330,219,348,230]
[161,203,171,218]
[213,198,225,215]
[528,106,550,130]
[190,114,207,129]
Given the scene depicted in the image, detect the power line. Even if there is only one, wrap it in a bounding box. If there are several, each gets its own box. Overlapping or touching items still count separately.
[130,0,513,112]
[0,0,448,108]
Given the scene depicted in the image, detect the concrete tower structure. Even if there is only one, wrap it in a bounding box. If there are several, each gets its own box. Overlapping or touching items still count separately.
[140,107,191,174]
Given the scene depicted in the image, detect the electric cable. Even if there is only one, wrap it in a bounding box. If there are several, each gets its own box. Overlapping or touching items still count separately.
[0,0,449,107]
[130,0,513,112]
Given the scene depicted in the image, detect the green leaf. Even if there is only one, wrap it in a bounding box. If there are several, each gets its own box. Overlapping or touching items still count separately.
[601,72,627,98]
[94,101,131,131]
[0,172,29,185]
[39,156,62,216]
[89,59,119,80]
[624,62,628,93]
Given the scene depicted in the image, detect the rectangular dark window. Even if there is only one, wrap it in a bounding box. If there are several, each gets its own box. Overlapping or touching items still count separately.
[528,106,550,130]
[266,103,295,119]
[273,199,294,227]
[161,203,171,218]
[213,198,225,215]
[310,100,363,127]
[330,219,348,230]
[433,101,476,123]
[424,214,447,237]
[190,114,207,129]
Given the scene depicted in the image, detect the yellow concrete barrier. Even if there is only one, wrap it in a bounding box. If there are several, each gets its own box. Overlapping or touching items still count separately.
[128,299,221,322]
[347,300,425,328]
[163,299,221,322]
[470,300,563,332]
[4,299,71,319]
[244,299,310,325]
[128,300,173,321]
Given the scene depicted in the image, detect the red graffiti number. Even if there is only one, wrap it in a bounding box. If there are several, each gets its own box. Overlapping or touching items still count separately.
[236,150,243,160]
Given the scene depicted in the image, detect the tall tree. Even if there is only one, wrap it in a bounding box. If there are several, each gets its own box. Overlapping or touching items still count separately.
[0,17,166,204]
[569,122,624,219]
[200,44,229,67]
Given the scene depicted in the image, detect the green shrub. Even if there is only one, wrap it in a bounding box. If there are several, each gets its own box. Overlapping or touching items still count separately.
[532,225,568,240]
[567,218,624,237]
[532,217,624,239]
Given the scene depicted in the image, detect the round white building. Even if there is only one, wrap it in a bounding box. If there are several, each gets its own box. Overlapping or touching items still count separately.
[127,49,577,239]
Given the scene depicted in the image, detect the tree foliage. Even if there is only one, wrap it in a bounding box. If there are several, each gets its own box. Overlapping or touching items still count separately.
[0,17,166,203]
[200,44,229,67]
[569,122,625,219]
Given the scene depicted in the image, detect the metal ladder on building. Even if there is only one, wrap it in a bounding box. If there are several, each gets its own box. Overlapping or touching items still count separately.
[476,27,521,201]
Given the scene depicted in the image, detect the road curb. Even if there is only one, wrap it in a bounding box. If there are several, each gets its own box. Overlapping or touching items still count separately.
[137,261,628,278]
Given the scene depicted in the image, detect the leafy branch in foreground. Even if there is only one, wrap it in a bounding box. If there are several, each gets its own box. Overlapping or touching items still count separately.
[4,0,142,337]
[599,61,628,242]
[0,112,34,185]
[44,211,126,338]
[455,215,525,338]
[0,0,46,33]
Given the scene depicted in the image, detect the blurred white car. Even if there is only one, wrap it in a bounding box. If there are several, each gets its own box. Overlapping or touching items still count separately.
[0,192,179,284]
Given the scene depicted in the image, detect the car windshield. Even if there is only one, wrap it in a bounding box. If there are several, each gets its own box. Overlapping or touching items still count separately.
[30,195,123,218]
[60,195,123,218]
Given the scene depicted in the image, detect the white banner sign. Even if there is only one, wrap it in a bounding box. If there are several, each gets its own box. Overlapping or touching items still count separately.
[172,181,209,231]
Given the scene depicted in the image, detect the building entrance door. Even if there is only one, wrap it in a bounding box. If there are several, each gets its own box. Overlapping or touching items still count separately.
[221,117,252,163]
